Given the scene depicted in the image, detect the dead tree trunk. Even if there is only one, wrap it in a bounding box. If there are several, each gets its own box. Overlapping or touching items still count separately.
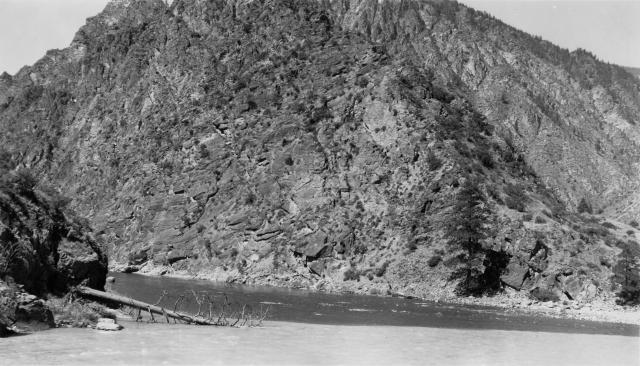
[75,286,219,326]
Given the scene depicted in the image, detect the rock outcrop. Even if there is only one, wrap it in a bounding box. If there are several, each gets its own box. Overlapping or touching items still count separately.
[0,0,638,305]
[0,170,108,335]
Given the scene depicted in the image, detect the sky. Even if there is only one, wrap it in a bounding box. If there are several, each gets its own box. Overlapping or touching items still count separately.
[0,0,639,75]
[458,0,640,68]
[0,0,111,75]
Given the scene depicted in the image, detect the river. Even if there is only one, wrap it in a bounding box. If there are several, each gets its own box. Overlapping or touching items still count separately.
[1,273,638,365]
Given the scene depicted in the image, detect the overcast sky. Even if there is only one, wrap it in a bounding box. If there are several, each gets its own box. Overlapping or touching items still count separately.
[0,0,639,75]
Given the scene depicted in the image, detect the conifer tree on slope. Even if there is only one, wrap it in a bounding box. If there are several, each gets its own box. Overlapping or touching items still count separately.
[446,177,493,295]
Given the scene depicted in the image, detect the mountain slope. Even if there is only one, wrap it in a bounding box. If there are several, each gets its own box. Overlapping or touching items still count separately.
[624,67,640,79]
[0,0,638,306]
[327,0,640,218]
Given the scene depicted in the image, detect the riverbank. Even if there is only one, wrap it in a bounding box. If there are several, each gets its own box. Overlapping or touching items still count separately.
[109,263,640,327]
[1,320,638,365]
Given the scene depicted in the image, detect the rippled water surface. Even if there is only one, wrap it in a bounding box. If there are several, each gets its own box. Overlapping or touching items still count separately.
[109,272,638,336]
[2,273,638,365]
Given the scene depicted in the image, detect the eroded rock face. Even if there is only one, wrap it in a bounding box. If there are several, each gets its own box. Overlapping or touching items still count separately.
[0,174,108,296]
[0,0,637,303]
[0,279,55,336]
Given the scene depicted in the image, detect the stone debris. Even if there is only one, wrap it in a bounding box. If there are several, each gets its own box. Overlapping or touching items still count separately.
[95,318,123,331]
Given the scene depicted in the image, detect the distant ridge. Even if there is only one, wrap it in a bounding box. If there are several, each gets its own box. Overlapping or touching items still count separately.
[624,66,640,79]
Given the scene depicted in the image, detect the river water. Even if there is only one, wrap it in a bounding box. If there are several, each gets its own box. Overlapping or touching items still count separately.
[108,272,637,336]
[1,273,638,365]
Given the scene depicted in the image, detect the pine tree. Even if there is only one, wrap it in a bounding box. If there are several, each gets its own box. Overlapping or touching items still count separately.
[614,241,640,305]
[445,178,493,295]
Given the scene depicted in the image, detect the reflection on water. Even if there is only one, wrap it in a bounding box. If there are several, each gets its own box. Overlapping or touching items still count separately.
[110,273,639,337]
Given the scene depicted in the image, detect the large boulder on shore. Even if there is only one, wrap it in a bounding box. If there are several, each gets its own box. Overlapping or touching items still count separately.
[0,279,55,336]
[500,258,530,290]
[95,317,123,331]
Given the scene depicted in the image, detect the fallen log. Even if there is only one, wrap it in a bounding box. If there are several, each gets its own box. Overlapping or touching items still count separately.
[74,286,219,326]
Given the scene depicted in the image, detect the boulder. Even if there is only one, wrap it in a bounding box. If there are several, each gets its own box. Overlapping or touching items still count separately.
[95,318,123,331]
[1,279,54,334]
[529,275,563,302]
[127,249,149,265]
[55,238,108,293]
[308,260,326,276]
[15,299,55,331]
[561,276,598,301]
[294,232,330,260]
[500,258,529,290]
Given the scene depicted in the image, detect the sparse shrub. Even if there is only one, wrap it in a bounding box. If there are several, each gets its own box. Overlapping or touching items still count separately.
[8,169,38,195]
[577,197,593,214]
[353,243,367,255]
[453,140,471,157]
[617,287,640,306]
[476,147,494,168]
[426,151,443,171]
[48,297,111,328]
[196,224,206,233]
[522,213,533,222]
[356,76,369,88]
[504,183,528,212]
[630,220,639,228]
[584,226,610,237]
[486,185,502,204]
[158,160,173,173]
[245,192,257,205]
[374,261,390,277]
[198,143,210,159]
[534,216,547,224]
[505,196,526,212]
[343,267,360,281]
[200,238,213,258]
[406,241,418,252]
[627,230,635,236]
[427,255,442,267]
[284,156,294,166]
[600,256,612,268]
[602,222,617,230]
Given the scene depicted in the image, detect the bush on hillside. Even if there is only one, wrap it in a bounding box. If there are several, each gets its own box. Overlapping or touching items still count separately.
[577,197,593,214]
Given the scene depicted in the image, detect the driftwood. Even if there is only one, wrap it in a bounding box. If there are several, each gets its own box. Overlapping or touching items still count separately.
[75,286,219,325]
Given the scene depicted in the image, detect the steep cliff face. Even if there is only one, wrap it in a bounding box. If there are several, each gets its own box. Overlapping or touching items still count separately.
[0,170,108,295]
[0,0,638,304]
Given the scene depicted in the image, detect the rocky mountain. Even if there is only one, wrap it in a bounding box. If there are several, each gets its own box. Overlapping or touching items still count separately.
[0,0,638,306]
